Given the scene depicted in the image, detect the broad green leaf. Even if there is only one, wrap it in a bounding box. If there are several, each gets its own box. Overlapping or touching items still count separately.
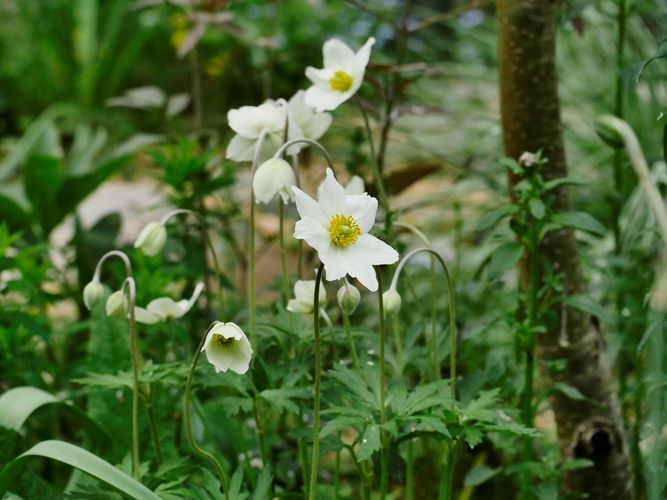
[551,211,606,236]
[0,387,59,431]
[357,425,381,462]
[0,440,160,499]
[562,294,614,325]
[476,205,518,232]
[463,464,500,486]
[488,242,524,280]
[529,198,545,220]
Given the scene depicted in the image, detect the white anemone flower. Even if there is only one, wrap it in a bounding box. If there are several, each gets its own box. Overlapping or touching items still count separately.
[226,100,304,162]
[134,283,205,324]
[287,280,327,314]
[288,90,332,141]
[201,321,253,374]
[292,168,398,291]
[304,37,375,112]
[253,157,297,204]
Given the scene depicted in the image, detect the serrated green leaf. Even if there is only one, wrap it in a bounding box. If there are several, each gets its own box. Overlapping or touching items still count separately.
[0,440,160,499]
[357,425,381,461]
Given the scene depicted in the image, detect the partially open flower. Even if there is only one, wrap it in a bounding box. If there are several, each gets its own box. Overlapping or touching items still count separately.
[287,280,326,314]
[337,283,361,315]
[304,37,375,112]
[106,290,127,318]
[288,90,332,141]
[134,283,205,325]
[201,322,253,374]
[292,168,398,291]
[253,157,297,205]
[382,289,402,317]
[83,279,105,310]
[226,100,304,162]
[134,222,167,257]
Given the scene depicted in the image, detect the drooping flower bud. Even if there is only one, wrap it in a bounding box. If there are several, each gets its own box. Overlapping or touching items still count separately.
[337,284,360,315]
[253,157,297,205]
[106,290,127,318]
[595,115,625,149]
[134,221,167,256]
[382,289,401,318]
[83,279,105,310]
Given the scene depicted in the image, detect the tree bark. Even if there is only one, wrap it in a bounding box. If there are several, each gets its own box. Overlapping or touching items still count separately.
[497,1,633,498]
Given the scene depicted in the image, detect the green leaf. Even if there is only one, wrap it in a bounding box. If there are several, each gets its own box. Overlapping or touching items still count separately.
[227,468,248,500]
[551,211,606,236]
[253,467,272,500]
[23,155,63,235]
[488,242,524,280]
[357,424,381,462]
[0,387,59,431]
[552,383,586,401]
[463,464,500,486]
[476,205,518,232]
[543,177,585,191]
[529,199,545,220]
[562,294,614,325]
[0,440,160,499]
[320,416,367,439]
[498,157,522,175]
[259,387,311,414]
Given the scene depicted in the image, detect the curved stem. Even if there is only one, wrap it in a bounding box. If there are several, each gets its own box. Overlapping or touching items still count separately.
[121,276,141,479]
[308,263,325,500]
[377,272,388,499]
[184,324,230,498]
[249,128,270,351]
[390,248,457,399]
[274,138,334,169]
[355,97,391,231]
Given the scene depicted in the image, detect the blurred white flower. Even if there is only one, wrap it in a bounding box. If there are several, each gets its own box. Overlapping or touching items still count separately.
[134,283,205,325]
[287,280,327,314]
[304,37,375,112]
[201,321,253,374]
[134,222,167,256]
[292,168,398,291]
[253,157,297,205]
[288,90,332,141]
[226,100,303,162]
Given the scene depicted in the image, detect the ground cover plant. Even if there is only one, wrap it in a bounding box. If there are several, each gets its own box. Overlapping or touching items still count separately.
[0,0,666,498]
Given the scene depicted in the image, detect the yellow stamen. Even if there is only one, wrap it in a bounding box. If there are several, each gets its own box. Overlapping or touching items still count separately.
[329,70,353,92]
[213,334,235,349]
[329,214,361,248]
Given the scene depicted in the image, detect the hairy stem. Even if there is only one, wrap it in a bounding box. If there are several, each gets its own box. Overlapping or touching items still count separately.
[308,263,325,500]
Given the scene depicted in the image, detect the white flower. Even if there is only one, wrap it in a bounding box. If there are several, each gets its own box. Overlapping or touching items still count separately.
[292,168,398,291]
[287,280,327,314]
[288,90,332,141]
[318,174,365,198]
[201,322,253,374]
[253,157,297,204]
[134,222,167,256]
[226,100,304,162]
[304,37,375,112]
[134,283,205,324]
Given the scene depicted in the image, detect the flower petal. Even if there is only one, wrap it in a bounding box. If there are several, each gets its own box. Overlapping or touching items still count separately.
[318,168,346,218]
[226,134,257,161]
[294,216,331,253]
[318,247,348,282]
[292,187,328,226]
[354,233,399,266]
[323,39,357,69]
[344,193,377,233]
[304,85,350,112]
[147,297,183,319]
[177,282,205,316]
[344,175,365,195]
[354,37,376,72]
[134,306,161,325]
[305,67,335,89]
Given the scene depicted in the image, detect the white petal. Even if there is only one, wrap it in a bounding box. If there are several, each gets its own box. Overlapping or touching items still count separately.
[253,159,287,204]
[134,306,161,325]
[354,233,399,266]
[147,297,182,319]
[177,282,205,316]
[294,216,331,253]
[318,247,348,282]
[226,134,257,162]
[227,107,263,138]
[304,85,351,112]
[344,175,365,195]
[293,280,316,302]
[318,168,346,218]
[323,39,357,70]
[305,67,335,89]
[336,246,378,291]
[287,298,312,314]
[345,193,377,233]
[288,92,332,141]
[354,37,376,72]
[292,187,329,226]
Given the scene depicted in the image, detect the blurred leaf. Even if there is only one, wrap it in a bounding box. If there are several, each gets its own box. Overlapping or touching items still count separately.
[488,242,523,280]
[552,383,586,401]
[529,198,545,220]
[551,211,605,236]
[357,424,381,461]
[23,154,62,235]
[463,464,500,486]
[476,205,518,232]
[0,387,59,431]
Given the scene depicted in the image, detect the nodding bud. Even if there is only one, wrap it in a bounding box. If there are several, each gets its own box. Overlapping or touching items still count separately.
[253,157,296,205]
[83,280,105,310]
[337,284,361,315]
[382,289,401,317]
[595,115,625,149]
[106,290,127,318]
[134,221,167,256]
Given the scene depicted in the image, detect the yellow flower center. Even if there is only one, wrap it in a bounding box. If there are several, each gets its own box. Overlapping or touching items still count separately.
[329,70,353,92]
[329,214,361,248]
[213,334,235,349]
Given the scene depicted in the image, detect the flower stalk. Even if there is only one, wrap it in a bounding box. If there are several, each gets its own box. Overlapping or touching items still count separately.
[308,263,325,500]
[377,271,388,500]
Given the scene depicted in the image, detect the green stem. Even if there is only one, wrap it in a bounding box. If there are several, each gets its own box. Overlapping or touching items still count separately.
[342,312,360,369]
[430,256,438,380]
[144,393,163,465]
[406,439,415,500]
[378,272,388,500]
[123,278,141,480]
[184,326,230,498]
[391,315,404,373]
[308,263,325,500]
[253,397,269,466]
[355,97,391,232]
[334,443,341,500]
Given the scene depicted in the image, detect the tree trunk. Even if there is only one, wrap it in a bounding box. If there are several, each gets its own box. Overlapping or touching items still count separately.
[497,1,633,498]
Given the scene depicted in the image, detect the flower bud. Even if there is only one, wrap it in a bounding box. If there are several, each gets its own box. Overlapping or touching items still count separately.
[382,289,401,317]
[83,280,105,310]
[595,115,625,149]
[253,157,296,205]
[106,290,127,318]
[134,221,167,256]
[337,284,361,315]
